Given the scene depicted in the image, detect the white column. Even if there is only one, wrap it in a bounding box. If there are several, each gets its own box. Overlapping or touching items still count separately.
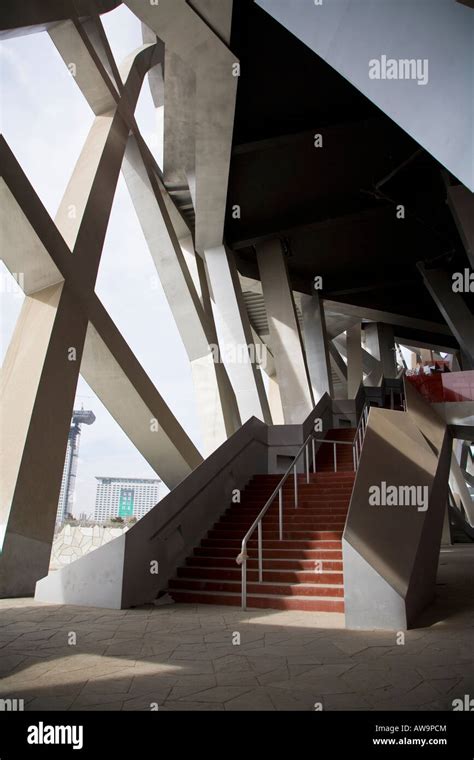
[256,239,314,423]
[301,292,333,402]
[365,322,397,379]
[346,323,363,398]
[122,137,237,453]
[205,246,272,424]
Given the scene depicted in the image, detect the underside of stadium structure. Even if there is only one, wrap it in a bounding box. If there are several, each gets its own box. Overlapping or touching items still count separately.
[1,0,473,638]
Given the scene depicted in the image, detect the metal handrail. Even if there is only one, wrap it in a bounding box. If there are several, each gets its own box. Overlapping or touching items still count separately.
[236,426,316,609]
[353,402,369,468]
[236,402,371,610]
[313,401,369,472]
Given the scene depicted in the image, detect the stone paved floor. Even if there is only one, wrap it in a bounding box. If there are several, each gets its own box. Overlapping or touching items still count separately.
[0,545,473,711]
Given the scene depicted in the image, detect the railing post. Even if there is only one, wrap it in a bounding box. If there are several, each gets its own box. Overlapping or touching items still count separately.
[241,557,247,610]
[352,443,356,471]
[258,521,263,582]
[333,442,337,472]
[312,438,316,472]
[279,488,283,540]
[305,444,310,484]
[294,464,298,508]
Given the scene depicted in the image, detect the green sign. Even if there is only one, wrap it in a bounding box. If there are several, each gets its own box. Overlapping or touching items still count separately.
[118,487,134,517]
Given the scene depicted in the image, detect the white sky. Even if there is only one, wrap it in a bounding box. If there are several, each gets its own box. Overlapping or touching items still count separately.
[0,5,203,516]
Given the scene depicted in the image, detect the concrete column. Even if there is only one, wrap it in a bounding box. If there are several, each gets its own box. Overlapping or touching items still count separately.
[335,333,380,376]
[346,323,363,398]
[301,292,333,403]
[0,43,203,596]
[256,239,314,423]
[163,48,195,189]
[126,0,238,253]
[195,253,242,435]
[48,19,119,116]
[1,135,203,490]
[329,341,348,383]
[81,309,203,486]
[365,322,397,379]
[250,327,283,423]
[268,375,285,424]
[122,137,237,453]
[205,246,272,424]
[418,262,474,369]
[0,284,87,597]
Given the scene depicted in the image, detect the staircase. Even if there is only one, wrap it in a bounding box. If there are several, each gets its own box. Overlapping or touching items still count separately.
[314,427,356,472]
[168,429,356,612]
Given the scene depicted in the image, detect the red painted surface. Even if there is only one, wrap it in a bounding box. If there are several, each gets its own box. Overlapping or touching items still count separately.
[442,371,474,401]
[406,370,474,402]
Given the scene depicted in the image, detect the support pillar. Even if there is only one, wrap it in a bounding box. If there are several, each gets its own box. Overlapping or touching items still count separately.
[204,246,272,424]
[122,137,239,453]
[346,323,363,398]
[0,43,202,597]
[256,239,314,423]
[301,292,333,402]
[329,341,348,384]
[365,322,397,379]
[418,262,474,369]
[0,284,87,597]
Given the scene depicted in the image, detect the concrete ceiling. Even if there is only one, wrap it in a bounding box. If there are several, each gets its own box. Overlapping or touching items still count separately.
[225,0,472,331]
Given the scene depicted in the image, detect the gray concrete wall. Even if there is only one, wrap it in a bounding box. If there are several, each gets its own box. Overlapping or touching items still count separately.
[432,402,474,427]
[36,534,126,609]
[121,417,269,607]
[343,385,451,629]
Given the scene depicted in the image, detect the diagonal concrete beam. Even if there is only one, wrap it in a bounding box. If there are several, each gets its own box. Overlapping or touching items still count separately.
[0,0,121,38]
[0,282,88,597]
[418,262,474,369]
[0,178,63,295]
[256,239,314,423]
[346,323,363,399]
[334,334,379,376]
[329,341,348,384]
[322,299,452,337]
[205,246,272,424]
[365,322,397,379]
[301,292,333,403]
[189,0,234,45]
[122,135,239,452]
[125,0,238,253]
[48,18,119,115]
[1,136,202,481]
[81,308,203,483]
[0,41,204,595]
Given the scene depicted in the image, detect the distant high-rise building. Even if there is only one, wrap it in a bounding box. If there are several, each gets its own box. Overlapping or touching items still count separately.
[94,477,161,523]
[56,409,96,524]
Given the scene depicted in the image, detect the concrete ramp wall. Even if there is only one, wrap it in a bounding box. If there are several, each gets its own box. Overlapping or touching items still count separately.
[343,382,451,629]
